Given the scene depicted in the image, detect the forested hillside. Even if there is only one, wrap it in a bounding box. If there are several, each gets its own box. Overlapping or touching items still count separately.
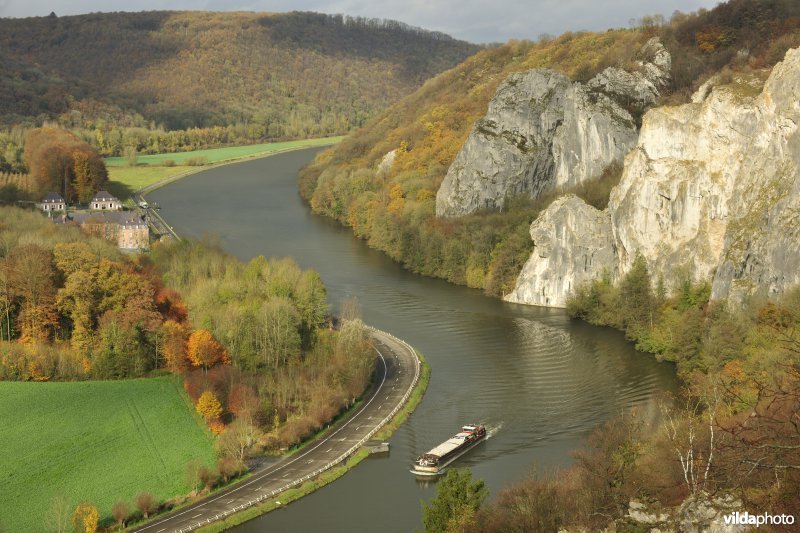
[299,0,800,298]
[0,11,479,135]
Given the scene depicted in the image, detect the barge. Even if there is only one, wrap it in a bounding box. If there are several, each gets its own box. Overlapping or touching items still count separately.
[412,424,486,476]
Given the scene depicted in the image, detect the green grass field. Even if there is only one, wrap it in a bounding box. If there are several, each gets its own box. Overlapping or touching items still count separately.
[105,136,342,200]
[106,166,193,199]
[0,378,216,531]
[105,137,343,167]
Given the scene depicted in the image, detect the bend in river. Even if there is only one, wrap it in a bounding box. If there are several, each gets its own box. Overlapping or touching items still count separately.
[149,148,677,532]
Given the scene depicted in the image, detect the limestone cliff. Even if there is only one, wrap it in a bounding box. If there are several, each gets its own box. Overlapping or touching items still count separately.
[508,47,800,308]
[436,38,671,218]
[506,195,615,307]
[434,69,572,217]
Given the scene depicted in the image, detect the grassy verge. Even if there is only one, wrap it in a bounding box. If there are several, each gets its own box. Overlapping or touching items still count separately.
[0,377,216,532]
[198,449,371,533]
[197,350,430,532]
[105,137,342,200]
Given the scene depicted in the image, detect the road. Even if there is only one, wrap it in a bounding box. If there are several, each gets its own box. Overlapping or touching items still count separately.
[133,328,420,533]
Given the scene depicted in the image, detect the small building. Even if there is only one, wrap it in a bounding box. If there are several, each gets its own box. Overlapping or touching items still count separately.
[57,211,149,251]
[38,192,65,212]
[117,212,150,250]
[90,191,121,210]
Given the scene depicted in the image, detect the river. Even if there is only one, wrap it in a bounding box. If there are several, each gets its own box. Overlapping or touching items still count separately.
[149,148,676,532]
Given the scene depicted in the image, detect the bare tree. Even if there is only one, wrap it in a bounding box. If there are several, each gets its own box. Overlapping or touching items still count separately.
[661,385,721,497]
[45,494,70,533]
[135,492,156,519]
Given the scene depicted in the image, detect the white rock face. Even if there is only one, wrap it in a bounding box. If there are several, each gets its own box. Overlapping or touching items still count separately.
[434,69,572,217]
[436,38,671,218]
[509,46,800,307]
[551,85,638,191]
[505,195,615,307]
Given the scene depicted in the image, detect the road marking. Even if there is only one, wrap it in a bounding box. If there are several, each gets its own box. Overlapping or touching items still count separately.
[132,331,400,532]
[325,448,333,452]
[191,513,202,518]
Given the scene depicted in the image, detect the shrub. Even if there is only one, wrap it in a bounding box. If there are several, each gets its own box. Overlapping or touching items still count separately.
[185,155,209,166]
[134,492,156,519]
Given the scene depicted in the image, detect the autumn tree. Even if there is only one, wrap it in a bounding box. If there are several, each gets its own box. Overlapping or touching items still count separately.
[187,329,228,371]
[71,502,98,533]
[0,258,15,341]
[161,319,189,372]
[135,492,156,519]
[23,127,108,202]
[196,390,223,420]
[227,383,258,417]
[8,244,57,343]
[111,500,130,529]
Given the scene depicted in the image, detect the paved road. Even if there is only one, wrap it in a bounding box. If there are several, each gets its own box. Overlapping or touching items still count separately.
[133,328,419,532]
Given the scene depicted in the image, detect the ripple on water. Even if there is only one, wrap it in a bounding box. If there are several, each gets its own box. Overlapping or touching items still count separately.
[148,149,677,533]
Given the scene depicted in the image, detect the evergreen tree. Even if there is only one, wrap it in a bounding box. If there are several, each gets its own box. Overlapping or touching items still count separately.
[422,468,488,533]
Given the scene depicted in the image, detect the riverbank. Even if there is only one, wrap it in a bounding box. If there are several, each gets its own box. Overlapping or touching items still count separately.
[106,137,343,201]
[198,350,431,532]
[132,329,427,532]
[146,147,676,533]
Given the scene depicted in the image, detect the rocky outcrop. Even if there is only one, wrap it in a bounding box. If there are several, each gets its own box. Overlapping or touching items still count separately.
[434,69,572,217]
[508,47,800,307]
[550,85,638,191]
[617,495,747,532]
[505,195,615,307]
[436,38,671,217]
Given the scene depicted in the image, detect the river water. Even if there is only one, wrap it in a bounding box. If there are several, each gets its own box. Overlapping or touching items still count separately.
[149,148,676,532]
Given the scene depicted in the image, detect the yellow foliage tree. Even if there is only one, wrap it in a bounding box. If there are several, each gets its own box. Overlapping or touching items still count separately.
[71,502,99,533]
[387,183,405,214]
[196,390,223,421]
[186,329,228,371]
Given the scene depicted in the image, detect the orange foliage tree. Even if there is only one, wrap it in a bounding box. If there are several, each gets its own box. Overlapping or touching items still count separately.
[187,329,228,371]
[23,127,108,202]
[161,319,189,372]
[196,390,223,420]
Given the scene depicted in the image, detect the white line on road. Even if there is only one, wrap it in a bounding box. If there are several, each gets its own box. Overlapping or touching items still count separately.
[135,330,398,532]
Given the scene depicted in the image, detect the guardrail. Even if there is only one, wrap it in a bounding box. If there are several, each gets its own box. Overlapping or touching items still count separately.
[174,326,421,532]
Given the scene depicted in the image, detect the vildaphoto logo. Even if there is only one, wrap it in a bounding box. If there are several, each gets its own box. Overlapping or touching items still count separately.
[724,511,795,527]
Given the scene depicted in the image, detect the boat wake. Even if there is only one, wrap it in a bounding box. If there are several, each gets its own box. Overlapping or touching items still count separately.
[485,421,503,439]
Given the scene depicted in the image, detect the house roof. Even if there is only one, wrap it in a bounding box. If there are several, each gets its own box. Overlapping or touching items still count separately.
[91,190,119,202]
[41,192,65,203]
[57,211,147,227]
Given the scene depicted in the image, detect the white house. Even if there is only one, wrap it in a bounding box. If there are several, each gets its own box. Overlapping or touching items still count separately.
[90,191,122,210]
[39,192,65,211]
